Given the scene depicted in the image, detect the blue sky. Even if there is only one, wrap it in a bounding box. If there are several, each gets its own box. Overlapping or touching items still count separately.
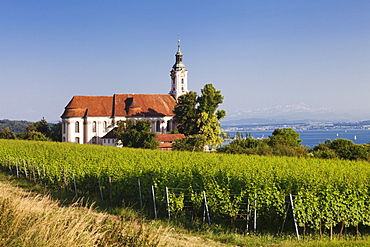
[0,1,369,122]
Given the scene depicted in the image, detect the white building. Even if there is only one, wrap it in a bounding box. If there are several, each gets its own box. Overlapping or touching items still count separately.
[61,38,188,144]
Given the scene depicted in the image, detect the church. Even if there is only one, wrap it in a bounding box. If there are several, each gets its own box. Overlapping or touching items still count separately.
[61,39,188,145]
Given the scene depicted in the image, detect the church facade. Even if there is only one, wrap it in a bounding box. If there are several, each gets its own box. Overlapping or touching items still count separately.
[61,39,188,145]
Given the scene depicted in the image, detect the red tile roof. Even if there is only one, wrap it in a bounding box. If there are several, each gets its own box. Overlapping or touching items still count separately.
[61,94,176,118]
[156,134,185,143]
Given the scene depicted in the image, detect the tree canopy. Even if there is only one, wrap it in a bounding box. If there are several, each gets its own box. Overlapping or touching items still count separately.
[173,83,226,148]
[267,128,302,147]
[15,118,61,142]
[313,139,369,161]
[115,120,158,149]
[218,128,308,157]
[0,127,16,139]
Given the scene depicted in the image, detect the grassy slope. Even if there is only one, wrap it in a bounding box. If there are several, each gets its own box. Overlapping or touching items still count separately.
[0,173,232,247]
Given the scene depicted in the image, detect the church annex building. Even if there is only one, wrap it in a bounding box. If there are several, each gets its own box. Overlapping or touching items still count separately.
[61,39,188,145]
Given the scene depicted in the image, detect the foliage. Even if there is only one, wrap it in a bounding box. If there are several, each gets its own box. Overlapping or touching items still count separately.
[0,127,16,139]
[198,112,223,147]
[174,83,226,147]
[173,91,198,136]
[115,119,159,149]
[48,122,62,142]
[17,130,51,141]
[218,128,308,157]
[2,139,370,234]
[0,119,33,134]
[266,128,302,147]
[16,118,61,142]
[172,135,207,152]
[217,138,269,154]
[312,139,369,161]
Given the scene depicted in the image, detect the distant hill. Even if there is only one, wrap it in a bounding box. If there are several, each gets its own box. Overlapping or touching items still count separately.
[0,119,33,134]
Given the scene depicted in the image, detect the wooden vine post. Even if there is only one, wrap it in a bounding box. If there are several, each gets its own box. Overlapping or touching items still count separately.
[15,159,19,178]
[152,185,157,220]
[23,160,28,178]
[98,179,104,201]
[290,194,300,241]
[166,187,171,219]
[73,173,78,197]
[62,168,67,193]
[138,179,143,210]
[203,191,211,226]
[108,176,112,205]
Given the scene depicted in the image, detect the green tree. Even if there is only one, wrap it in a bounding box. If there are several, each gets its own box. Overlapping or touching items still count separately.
[115,120,158,149]
[266,128,302,147]
[173,91,198,136]
[34,117,49,136]
[312,139,369,161]
[48,122,62,142]
[312,142,338,159]
[17,118,53,142]
[174,83,226,148]
[198,83,226,120]
[0,127,16,139]
[17,130,50,141]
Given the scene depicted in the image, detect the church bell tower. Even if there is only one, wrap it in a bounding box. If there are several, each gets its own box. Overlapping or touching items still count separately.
[169,36,188,100]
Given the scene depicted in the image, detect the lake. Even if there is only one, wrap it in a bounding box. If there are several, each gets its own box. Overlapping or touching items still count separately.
[225,129,370,148]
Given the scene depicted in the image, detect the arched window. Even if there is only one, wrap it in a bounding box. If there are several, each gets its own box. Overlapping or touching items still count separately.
[75,121,79,133]
[181,78,184,84]
[166,121,171,132]
[156,120,161,132]
[75,137,80,144]
[92,121,97,132]
[103,121,107,132]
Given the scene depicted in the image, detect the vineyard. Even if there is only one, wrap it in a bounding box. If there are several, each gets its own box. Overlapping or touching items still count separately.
[1,139,370,237]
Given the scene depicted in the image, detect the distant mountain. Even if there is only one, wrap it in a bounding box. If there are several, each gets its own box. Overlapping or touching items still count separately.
[223,104,369,125]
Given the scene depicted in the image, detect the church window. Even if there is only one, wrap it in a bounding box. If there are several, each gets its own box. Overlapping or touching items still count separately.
[103,121,107,132]
[166,121,171,132]
[92,121,97,132]
[156,120,161,132]
[108,139,110,143]
[181,78,184,84]
[75,137,80,144]
[75,122,80,133]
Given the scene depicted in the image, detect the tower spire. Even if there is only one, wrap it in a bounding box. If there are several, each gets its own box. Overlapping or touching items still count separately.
[177,34,181,54]
[173,34,185,70]
[169,35,188,100]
